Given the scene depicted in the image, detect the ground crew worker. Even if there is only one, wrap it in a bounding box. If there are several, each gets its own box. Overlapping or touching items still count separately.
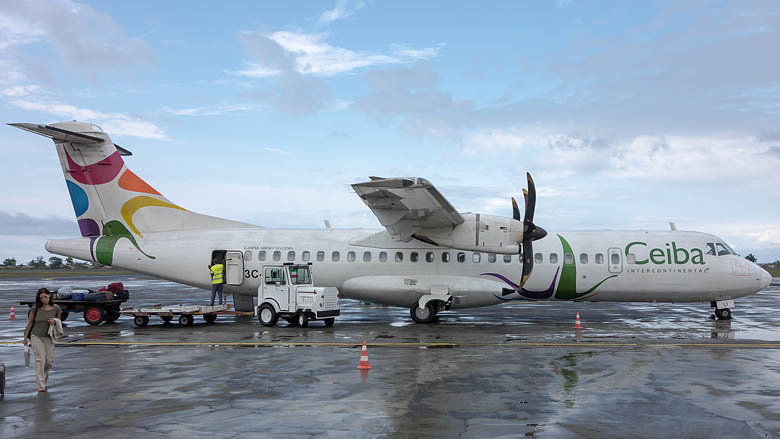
[208,258,224,306]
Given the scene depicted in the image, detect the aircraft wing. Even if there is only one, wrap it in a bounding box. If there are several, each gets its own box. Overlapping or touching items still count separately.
[352,177,464,242]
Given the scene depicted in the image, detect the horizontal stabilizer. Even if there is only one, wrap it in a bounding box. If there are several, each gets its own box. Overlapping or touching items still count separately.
[8,123,132,156]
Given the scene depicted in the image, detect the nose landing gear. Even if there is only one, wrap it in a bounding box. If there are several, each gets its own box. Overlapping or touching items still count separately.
[711,300,734,320]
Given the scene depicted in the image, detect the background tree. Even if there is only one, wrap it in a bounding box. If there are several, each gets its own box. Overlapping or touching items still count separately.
[745,254,757,263]
[90,261,104,269]
[2,257,16,267]
[28,256,46,268]
[65,257,74,267]
[48,256,64,269]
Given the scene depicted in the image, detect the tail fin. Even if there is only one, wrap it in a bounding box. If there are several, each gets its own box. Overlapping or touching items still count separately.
[10,121,255,264]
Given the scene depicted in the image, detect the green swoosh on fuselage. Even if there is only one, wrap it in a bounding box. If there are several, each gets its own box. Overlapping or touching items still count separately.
[95,220,155,266]
[554,234,617,300]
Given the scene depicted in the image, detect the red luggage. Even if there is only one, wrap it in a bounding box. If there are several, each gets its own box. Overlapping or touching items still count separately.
[108,282,124,293]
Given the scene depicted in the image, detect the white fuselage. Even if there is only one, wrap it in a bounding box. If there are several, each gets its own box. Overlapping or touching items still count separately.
[47,227,771,309]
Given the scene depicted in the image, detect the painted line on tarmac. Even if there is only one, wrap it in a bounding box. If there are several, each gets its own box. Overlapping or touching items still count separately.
[3,341,780,348]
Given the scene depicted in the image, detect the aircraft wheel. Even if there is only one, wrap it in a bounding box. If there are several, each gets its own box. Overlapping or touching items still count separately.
[258,304,278,327]
[297,312,309,328]
[410,302,438,324]
[715,308,732,320]
[324,318,335,327]
[134,316,149,327]
[179,314,194,326]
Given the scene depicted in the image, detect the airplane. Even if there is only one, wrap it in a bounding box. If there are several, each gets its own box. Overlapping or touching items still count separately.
[9,121,773,324]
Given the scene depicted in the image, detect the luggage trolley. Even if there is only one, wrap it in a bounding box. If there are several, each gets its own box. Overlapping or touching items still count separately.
[122,304,253,327]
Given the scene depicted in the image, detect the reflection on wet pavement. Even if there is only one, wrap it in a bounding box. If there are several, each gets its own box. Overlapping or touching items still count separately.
[0,275,778,437]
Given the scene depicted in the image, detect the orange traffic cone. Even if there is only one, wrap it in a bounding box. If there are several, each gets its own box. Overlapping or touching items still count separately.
[573,312,582,329]
[9,305,15,320]
[356,341,372,370]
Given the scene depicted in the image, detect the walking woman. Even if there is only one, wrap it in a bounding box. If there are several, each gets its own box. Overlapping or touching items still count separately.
[23,288,61,392]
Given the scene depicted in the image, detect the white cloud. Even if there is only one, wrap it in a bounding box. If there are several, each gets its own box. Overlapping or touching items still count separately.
[462,127,780,183]
[10,99,168,140]
[0,13,46,50]
[263,147,291,155]
[318,0,366,25]
[163,104,255,117]
[1,85,41,96]
[233,30,439,78]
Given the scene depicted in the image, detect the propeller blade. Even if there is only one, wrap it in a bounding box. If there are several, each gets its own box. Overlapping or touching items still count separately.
[518,239,533,288]
[511,197,521,221]
[523,173,536,230]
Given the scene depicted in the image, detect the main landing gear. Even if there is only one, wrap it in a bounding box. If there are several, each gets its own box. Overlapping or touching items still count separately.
[410,302,438,324]
[711,300,735,320]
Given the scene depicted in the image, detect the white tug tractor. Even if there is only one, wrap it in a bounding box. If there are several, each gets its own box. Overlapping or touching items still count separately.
[256,263,340,327]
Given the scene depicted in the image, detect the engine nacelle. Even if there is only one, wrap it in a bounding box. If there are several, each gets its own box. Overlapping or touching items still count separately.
[415,213,523,255]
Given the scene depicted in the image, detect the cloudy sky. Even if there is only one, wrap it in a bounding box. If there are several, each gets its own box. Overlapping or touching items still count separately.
[1,0,779,264]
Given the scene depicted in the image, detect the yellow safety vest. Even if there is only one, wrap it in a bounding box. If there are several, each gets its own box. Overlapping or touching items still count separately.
[210,264,224,284]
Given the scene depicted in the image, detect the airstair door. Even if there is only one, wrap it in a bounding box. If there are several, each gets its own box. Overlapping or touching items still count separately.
[225,251,244,285]
[608,247,623,274]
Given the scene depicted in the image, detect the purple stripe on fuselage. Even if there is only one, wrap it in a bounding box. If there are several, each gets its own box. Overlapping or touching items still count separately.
[482,267,560,300]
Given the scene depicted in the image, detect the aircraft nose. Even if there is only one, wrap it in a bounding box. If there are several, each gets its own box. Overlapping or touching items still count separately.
[760,268,772,290]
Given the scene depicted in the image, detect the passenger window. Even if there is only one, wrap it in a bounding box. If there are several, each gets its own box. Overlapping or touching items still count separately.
[457,252,465,263]
[331,251,340,262]
[379,251,387,262]
[287,251,295,261]
[580,253,588,264]
[564,253,573,264]
[395,251,404,262]
[258,251,266,261]
[535,253,543,264]
[442,252,450,262]
[627,254,636,264]
[705,243,716,256]
[244,250,252,261]
[426,252,434,262]
[488,253,496,263]
[472,253,481,263]
[411,252,419,262]
[611,253,620,264]
[316,251,325,262]
[550,253,558,264]
[503,254,512,263]
[716,243,730,256]
[363,251,371,262]
[302,251,310,262]
[595,253,604,264]
[347,251,356,262]
[273,251,281,261]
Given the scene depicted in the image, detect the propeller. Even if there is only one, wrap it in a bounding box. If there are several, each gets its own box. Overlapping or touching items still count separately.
[512,172,547,288]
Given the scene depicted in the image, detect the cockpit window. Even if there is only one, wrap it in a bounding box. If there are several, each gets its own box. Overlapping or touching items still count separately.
[715,243,731,256]
[705,243,716,256]
[722,242,737,255]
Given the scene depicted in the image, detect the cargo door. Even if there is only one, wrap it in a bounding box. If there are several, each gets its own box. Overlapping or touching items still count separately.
[225,251,244,285]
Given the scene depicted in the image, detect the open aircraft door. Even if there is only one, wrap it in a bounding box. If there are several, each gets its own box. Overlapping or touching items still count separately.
[224,251,244,285]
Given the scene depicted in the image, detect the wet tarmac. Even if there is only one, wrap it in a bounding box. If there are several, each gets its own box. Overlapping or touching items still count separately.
[1,274,779,438]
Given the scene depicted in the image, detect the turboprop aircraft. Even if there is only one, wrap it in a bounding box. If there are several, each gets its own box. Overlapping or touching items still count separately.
[10,121,773,323]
